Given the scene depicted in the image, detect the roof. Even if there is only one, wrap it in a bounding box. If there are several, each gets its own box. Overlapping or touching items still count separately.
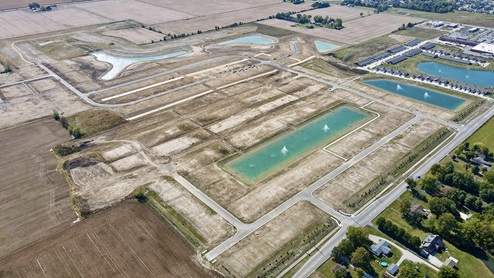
[332,263,346,273]
[410,204,425,214]
[388,45,406,53]
[387,263,399,275]
[471,43,494,55]
[443,257,458,267]
[405,39,421,46]
[370,240,391,256]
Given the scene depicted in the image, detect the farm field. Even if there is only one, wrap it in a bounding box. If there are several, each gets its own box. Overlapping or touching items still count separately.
[0,201,220,277]
[258,12,422,45]
[0,118,73,258]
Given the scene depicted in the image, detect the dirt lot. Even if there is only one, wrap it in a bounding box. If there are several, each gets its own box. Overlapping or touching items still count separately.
[0,201,220,278]
[0,118,73,258]
[0,77,91,130]
[216,201,331,277]
[102,28,164,45]
[314,118,445,211]
[258,13,422,45]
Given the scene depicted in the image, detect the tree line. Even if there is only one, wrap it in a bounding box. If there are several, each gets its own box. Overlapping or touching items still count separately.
[341,0,456,13]
[406,159,494,255]
[272,12,343,29]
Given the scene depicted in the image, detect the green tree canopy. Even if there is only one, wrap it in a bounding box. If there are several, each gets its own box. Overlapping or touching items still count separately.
[438,266,459,278]
[419,174,439,194]
[350,247,371,269]
[347,226,371,248]
[398,265,419,278]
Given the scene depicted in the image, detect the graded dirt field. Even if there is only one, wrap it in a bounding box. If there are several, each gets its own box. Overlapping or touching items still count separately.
[0,76,91,130]
[216,201,332,277]
[0,201,220,278]
[314,118,446,212]
[0,118,73,258]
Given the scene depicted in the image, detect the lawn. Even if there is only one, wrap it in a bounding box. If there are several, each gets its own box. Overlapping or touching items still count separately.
[372,191,494,278]
[400,260,438,278]
[310,233,402,278]
[387,9,494,29]
[333,35,399,63]
[393,26,446,40]
[464,115,494,151]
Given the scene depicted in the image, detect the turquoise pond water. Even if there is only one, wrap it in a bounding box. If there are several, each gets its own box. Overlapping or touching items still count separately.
[93,50,187,80]
[314,40,340,53]
[218,35,274,45]
[418,62,494,87]
[226,106,369,182]
[364,79,465,111]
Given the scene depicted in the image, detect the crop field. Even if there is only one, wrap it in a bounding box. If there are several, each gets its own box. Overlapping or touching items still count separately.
[302,6,374,22]
[0,118,73,258]
[0,201,220,278]
[258,13,422,45]
[152,2,312,36]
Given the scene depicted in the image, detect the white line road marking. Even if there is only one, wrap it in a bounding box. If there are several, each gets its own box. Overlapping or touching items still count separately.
[101,76,184,101]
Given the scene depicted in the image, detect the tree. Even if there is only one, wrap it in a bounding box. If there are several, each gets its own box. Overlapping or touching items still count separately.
[398,265,419,278]
[350,247,371,269]
[359,12,363,16]
[429,197,459,218]
[419,174,439,194]
[71,127,83,139]
[347,226,371,248]
[437,213,458,236]
[400,197,412,215]
[52,111,60,121]
[484,170,494,185]
[438,266,459,278]
[335,268,347,278]
[405,177,417,190]
[332,239,353,264]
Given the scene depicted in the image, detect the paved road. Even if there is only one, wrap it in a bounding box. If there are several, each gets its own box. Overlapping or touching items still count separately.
[30,48,494,277]
[293,103,494,277]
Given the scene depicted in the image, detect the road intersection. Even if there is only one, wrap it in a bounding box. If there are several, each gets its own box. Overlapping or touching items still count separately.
[23,43,494,277]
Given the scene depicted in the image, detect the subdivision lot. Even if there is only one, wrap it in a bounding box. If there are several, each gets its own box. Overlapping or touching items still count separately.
[0,118,73,258]
[102,28,165,45]
[0,201,220,278]
[0,77,90,130]
[314,118,445,211]
[258,13,422,45]
[216,201,331,278]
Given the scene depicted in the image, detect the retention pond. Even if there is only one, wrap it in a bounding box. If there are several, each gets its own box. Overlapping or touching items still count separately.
[314,40,340,53]
[418,62,494,87]
[218,35,274,45]
[93,50,187,80]
[364,79,465,111]
[225,106,370,182]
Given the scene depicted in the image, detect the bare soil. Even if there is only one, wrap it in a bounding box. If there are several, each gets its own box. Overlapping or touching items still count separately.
[0,201,220,278]
[0,118,73,258]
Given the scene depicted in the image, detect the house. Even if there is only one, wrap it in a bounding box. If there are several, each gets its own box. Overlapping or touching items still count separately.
[443,257,458,268]
[409,204,428,216]
[387,263,399,276]
[421,234,445,254]
[370,240,392,257]
[332,263,347,273]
